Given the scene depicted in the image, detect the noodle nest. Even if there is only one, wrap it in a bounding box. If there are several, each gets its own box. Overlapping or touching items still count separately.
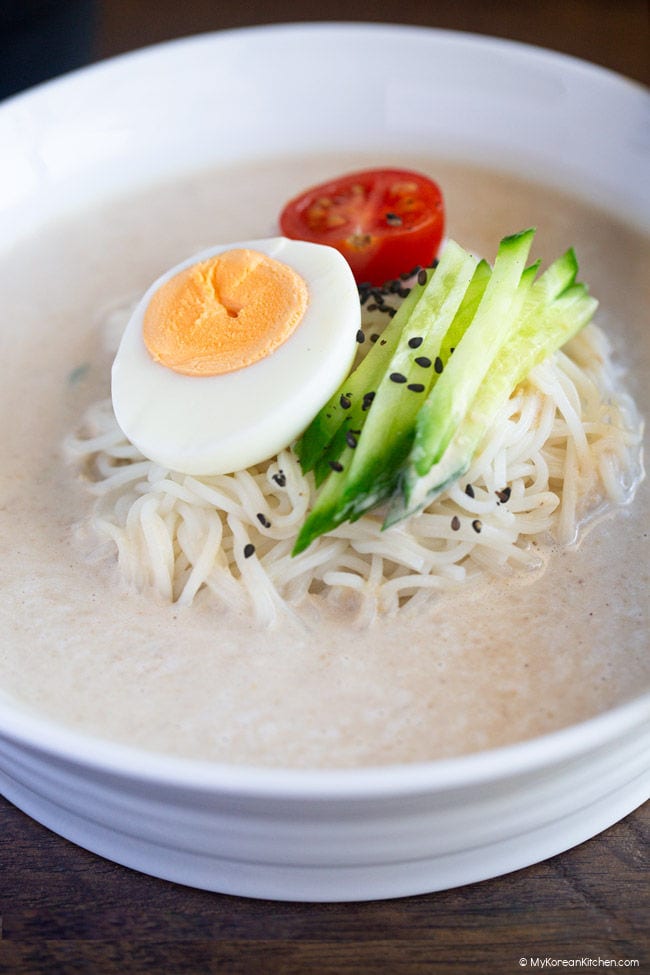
[66,303,643,627]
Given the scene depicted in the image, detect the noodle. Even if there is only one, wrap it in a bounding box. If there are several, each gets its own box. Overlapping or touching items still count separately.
[65,316,644,626]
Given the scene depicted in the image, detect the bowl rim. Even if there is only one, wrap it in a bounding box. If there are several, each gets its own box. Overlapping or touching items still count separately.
[5,20,648,107]
[1,22,648,802]
[2,690,648,798]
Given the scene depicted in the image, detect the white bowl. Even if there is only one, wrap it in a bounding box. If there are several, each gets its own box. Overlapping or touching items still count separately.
[0,24,648,901]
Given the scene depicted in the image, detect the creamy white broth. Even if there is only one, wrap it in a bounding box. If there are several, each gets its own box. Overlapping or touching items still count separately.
[0,154,648,768]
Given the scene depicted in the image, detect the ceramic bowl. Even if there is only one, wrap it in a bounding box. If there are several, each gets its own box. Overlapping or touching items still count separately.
[0,24,648,901]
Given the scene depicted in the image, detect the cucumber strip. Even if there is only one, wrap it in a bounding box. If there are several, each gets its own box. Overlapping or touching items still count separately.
[311,259,491,489]
[292,241,479,554]
[391,281,597,523]
[410,228,536,475]
[438,259,491,362]
[537,246,578,297]
[344,254,489,519]
[341,241,478,500]
[293,232,596,556]
[292,442,358,555]
[295,275,428,474]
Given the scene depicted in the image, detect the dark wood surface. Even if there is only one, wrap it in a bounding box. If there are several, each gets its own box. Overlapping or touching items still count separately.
[92,0,649,85]
[1,2,648,972]
[1,796,648,972]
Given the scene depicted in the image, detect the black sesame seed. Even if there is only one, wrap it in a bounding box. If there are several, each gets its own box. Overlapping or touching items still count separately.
[329,460,344,472]
[362,391,376,410]
[370,333,380,343]
[256,512,271,528]
[407,383,425,393]
[451,515,461,531]
[414,355,432,368]
[388,279,401,293]
[465,484,475,498]
[417,268,428,286]
[408,336,423,349]
[367,303,378,312]
[387,308,397,318]
[496,486,512,503]
[339,393,351,409]
[379,338,387,344]
[272,471,286,487]
[355,329,365,344]
[385,212,402,226]
[243,543,256,558]
[398,287,411,299]
[434,356,444,374]
[472,519,482,534]
[390,372,407,384]
[345,431,358,448]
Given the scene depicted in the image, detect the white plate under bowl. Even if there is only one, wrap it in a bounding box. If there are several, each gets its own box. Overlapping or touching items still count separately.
[0,24,648,901]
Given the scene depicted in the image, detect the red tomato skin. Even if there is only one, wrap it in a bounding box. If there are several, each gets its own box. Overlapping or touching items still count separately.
[279,168,445,286]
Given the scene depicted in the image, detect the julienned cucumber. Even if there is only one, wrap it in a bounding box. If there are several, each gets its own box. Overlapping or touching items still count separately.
[295,272,428,478]
[389,261,597,523]
[292,243,480,554]
[336,243,478,504]
[310,278,429,487]
[292,229,597,555]
[410,229,535,474]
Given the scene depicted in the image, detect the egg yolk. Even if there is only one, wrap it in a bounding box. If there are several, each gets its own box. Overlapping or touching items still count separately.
[142,248,309,376]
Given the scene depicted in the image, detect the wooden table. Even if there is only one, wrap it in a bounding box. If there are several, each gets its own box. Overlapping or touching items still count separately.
[1,2,648,971]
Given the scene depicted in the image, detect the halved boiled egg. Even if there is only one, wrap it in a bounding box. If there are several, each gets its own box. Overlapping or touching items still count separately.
[111,237,360,475]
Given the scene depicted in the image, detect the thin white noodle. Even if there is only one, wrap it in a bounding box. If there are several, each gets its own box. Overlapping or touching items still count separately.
[557,438,578,545]
[137,495,175,600]
[179,531,221,604]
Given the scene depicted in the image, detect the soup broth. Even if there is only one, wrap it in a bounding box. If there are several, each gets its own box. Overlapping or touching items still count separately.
[0,154,647,767]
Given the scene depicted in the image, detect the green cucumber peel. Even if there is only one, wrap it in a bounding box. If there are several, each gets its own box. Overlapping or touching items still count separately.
[411,228,536,476]
[292,443,358,555]
[292,240,479,552]
[391,267,597,523]
[438,259,491,363]
[295,273,428,475]
[538,246,578,297]
[341,255,491,520]
[293,232,597,554]
[339,240,478,503]
[298,252,490,481]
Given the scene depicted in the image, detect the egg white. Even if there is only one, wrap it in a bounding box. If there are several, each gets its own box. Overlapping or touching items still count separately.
[111,237,360,475]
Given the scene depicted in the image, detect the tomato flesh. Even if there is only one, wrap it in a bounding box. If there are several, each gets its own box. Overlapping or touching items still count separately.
[279,168,445,286]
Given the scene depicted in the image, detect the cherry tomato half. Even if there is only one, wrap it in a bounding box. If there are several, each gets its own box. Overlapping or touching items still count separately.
[279,168,445,286]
